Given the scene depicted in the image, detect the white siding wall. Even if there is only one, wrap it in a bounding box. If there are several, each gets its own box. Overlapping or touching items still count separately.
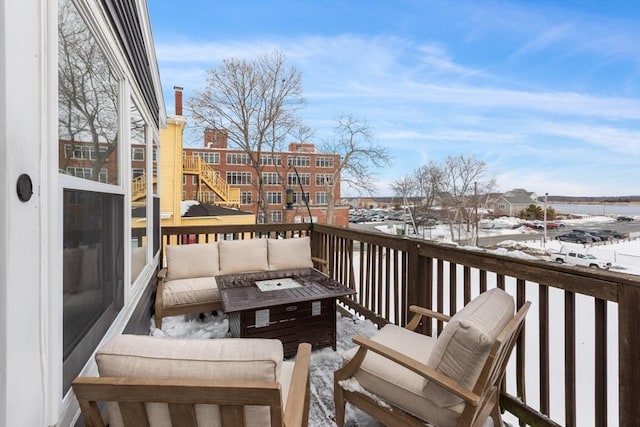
[0,1,55,425]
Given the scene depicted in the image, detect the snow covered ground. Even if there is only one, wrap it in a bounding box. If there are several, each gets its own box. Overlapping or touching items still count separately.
[374,215,640,276]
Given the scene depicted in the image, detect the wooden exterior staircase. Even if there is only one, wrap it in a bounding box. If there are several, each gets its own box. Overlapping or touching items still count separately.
[131,174,147,202]
[182,155,240,205]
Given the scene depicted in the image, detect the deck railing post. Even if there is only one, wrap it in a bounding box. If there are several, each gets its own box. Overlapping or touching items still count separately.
[406,240,423,329]
[618,283,640,425]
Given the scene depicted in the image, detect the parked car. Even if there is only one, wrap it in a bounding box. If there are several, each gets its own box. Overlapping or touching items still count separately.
[551,251,611,269]
[556,232,593,244]
[591,229,629,240]
[546,222,564,229]
[522,221,563,230]
[522,221,543,230]
[571,229,602,242]
[617,216,634,222]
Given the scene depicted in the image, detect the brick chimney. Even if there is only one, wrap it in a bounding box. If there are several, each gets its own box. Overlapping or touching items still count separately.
[204,128,228,149]
[173,86,183,116]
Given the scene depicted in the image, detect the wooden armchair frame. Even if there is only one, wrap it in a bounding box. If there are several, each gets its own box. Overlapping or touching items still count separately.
[73,343,312,427]
[334,302,531,427]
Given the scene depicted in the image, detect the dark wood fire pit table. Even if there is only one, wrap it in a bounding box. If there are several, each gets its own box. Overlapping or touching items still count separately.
[217,268,356,357]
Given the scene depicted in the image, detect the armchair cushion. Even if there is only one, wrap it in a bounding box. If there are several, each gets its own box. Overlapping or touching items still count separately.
[96,335,286,427]
[341,324,465,426]
[218,239,269,275]
[165,242,219,281]
[161,276,220,308]
[425,287,515,408]
[267,237,314,271]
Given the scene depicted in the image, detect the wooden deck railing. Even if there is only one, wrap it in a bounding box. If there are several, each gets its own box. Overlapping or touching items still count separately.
[161,223,640,426]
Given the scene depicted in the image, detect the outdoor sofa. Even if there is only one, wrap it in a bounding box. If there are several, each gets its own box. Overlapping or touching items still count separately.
[154,236,325,328]
[72,334,311,426]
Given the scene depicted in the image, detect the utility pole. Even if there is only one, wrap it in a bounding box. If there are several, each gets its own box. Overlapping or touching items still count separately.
[474,181,478,246]
[543,192,548,248]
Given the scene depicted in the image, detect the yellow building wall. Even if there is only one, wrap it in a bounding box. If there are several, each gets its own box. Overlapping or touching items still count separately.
[159,116,186,226]
[159,114,255,228]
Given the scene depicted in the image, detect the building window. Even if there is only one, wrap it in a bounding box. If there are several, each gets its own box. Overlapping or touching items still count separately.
[271,210,282,223]
[66,167,108,183]
[226,171,252,185]
[66,167,91,180]
[61,189,124,395]
[287,156,310,167]
[64,144,97,160]
[315,173,333,186]
[316,192,328,205]
[194,151,219,164]
[262,172,282,185]
[267,191,282,205]
[226,152,251,165]
[288,172,310,186]
[192,175,198,185]
[240,191,252,205]
[293,192,310,205]
[132,147,144,161]
[130,100,147,285]
[259,154,282,166]
[315,156,334,168]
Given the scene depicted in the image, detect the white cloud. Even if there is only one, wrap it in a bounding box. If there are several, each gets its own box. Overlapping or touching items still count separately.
[153,9,639,197]
[512,24,575,57]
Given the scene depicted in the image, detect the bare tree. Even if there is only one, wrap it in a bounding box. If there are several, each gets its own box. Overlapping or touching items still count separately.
[390,175,415,204]
[187,50,306,223]
[58,0,119,183]
[438,155,495,243]
[390,175,418,233]
[409,162,446,230]
[318,115,392,225]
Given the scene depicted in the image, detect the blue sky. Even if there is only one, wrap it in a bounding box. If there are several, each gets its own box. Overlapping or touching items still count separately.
[148,0,640,197]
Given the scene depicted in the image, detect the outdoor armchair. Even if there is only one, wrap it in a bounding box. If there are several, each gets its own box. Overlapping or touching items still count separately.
[334,288,530,427]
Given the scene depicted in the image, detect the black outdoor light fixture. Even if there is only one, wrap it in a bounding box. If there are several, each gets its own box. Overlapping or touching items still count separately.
[285,188,294,210]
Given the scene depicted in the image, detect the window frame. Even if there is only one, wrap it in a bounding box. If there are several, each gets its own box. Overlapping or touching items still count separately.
[262,172,282,185]
[315,156,334,168]
[56,0,163,415]
[226,171,252,185]
[266,191,282,205]
[316,192,328,205]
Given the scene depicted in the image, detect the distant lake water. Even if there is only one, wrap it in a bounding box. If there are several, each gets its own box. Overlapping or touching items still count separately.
[549,203,640,216]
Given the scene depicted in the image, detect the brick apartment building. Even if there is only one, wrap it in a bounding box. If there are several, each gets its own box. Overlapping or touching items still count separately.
[182,128,349,225]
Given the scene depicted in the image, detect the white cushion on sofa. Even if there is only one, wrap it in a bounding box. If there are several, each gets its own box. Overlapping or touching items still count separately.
[424,287,514,408]
[218,239,269,275]
[267,237,314,271]
[165,243,219,281]
[161,276,220,307]
[96,334,285,427]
